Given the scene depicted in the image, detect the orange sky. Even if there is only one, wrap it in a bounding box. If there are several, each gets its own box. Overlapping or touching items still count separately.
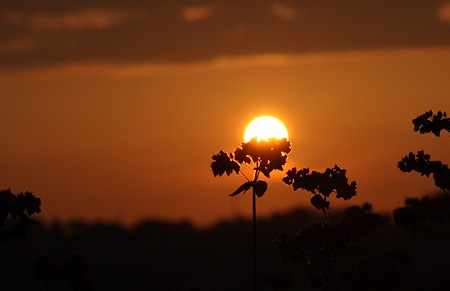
[1,1,450,227]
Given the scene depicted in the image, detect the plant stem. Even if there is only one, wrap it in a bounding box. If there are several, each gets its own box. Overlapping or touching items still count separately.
[322,196,329,222]
[322,208,329,223]
[252,162,260,291]
[240,170,251,182]
[252,185,257,291]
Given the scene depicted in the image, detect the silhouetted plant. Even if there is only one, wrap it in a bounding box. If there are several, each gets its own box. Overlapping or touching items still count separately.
[211,137,291,289]
[412,110,450,137]
[398,110,450,195]
[0,188,42,288]
[273,204,382,290]
[393,195,450,229]
[0,189,41,248]
[398,151,450,193]
[282,165,357,221]
[0,189,41,230]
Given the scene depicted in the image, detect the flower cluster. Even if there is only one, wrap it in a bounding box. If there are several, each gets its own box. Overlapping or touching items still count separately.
[234,138,291,178]
[0,189,41,227]
[282,165,357,210]
[412,110,450,137]
[211,138,291,198]
[398,151,450,192]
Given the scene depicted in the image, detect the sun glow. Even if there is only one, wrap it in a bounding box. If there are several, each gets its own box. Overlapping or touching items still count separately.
[244,116,288,142]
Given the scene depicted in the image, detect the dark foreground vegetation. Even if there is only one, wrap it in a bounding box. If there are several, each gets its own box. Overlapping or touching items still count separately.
[1,198,450,290]
[1,110,449,290]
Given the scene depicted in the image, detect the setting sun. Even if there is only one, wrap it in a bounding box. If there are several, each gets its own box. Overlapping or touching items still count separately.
[244,116,289,142]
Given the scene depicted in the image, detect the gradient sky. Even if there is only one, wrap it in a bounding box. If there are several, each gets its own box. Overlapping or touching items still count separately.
[1,1,450,226]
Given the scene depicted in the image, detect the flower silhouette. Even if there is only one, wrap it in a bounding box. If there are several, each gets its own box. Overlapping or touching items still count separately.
[211,137,291,198]
[283,165,357,213]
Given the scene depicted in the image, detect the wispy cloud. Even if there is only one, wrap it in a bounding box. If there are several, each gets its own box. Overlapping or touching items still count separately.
[0,37,34,53]
[1,1,450,69]
[4,8,142,31]
[181,6,215,22]
[271,3,298,21]
[4,47,450,79]
[437,1,450,23]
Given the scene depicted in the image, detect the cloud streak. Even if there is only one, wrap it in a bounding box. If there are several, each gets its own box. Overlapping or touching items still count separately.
[5,8,142,31]
[3,46,449,79]
[181,6,215,22]
[272,3,298,21]
[438,1,450,22]
[1,0,450,69]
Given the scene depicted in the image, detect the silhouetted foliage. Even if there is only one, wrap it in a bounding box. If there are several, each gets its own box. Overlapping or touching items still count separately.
[211,137,292,289]
[211,151,240,177]
[0,189,41,227]
[412,110,450,137]
[340,203,384,239]
[2,202,450,290]
[211,137,291,198]
[398,151,450,192]
[283,165,357,216]
[393,195,450,228]
[399,110,449,194]
[233,137,291,178]
[273,204,383,289]
[0,189,41,244]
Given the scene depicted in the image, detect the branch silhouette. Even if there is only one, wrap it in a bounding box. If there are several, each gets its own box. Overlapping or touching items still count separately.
[398,110,449,194]
[283,165,357,221]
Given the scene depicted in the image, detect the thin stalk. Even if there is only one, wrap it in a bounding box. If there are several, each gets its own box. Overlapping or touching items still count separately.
[322,196,329,222]
[252,161,260,291]
[240,170,251,182]
[322,208,329,223]
[252,184,257,290]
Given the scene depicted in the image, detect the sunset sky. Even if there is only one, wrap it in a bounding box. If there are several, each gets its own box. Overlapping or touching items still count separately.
[1,1,450,227]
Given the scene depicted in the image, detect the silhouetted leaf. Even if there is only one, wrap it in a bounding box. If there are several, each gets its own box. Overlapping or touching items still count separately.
[258,167,271,178]
[234,147,251,164]
[211,151,240,177]
[230,181,254,196]
[254,180,268,198]
[310,194,329,210]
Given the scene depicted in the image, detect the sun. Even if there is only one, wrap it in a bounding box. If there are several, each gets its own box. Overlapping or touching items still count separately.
[244,116,288,142]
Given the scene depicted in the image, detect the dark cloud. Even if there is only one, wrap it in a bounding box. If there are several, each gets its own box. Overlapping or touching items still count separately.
[1,0,450,69]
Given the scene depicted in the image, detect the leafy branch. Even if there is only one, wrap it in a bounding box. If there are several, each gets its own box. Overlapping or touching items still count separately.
[282,165,357,221]
[412,110,450,137]
[211,137,291,198]
[398,151,449,193]
[399,110,449,195]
